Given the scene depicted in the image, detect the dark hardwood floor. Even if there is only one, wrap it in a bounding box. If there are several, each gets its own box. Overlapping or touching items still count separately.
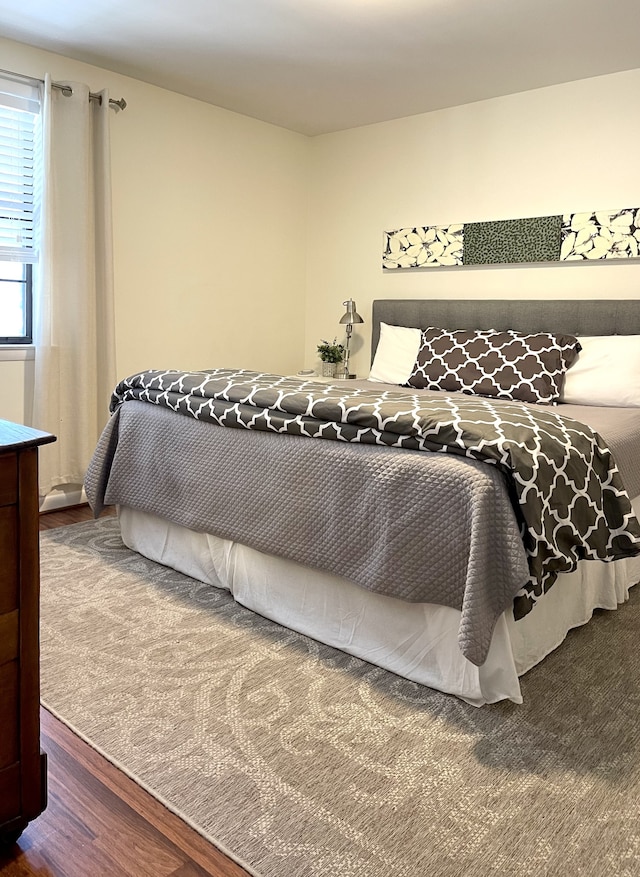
[0,505,251,877]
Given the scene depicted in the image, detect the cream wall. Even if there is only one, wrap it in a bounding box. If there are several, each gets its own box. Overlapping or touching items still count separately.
[0,36,309,423]
[305,69,640,378]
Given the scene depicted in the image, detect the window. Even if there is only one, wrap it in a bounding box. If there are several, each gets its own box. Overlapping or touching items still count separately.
[0,75,41,345]
[0,261,31,343]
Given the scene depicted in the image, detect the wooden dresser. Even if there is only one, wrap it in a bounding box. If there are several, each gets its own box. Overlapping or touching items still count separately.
[0,421,55,845]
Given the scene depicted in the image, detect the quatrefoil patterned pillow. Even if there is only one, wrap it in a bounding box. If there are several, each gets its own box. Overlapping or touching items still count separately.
[406,328,581,404]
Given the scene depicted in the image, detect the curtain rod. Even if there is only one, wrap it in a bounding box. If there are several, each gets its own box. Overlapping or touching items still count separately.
[0,66,127,111]
[52,81,127,111]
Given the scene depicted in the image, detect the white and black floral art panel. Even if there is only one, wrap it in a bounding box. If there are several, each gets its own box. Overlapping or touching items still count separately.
[383,225,463,269]
[560,208,640,261]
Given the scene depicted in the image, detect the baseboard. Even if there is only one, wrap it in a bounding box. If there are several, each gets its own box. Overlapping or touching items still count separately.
[40,487,87,513]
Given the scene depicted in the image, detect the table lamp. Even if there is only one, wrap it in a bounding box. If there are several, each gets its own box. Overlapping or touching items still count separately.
[337,298,364,379]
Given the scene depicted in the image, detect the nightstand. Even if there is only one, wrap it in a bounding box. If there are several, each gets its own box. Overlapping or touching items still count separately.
[287,374,338,384]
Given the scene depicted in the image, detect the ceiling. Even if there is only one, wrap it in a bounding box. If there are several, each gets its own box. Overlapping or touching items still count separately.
[1,0,639,136]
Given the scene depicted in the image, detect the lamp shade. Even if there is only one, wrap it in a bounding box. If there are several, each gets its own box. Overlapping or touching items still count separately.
[339,298,364,325]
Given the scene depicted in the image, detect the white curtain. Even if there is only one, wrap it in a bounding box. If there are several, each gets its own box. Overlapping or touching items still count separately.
[32,76,117,499]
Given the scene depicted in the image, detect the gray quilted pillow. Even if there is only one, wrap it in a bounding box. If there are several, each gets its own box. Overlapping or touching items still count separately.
[406,328,581,404]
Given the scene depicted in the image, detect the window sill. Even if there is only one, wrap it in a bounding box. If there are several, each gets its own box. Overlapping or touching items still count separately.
[0,346,35,362]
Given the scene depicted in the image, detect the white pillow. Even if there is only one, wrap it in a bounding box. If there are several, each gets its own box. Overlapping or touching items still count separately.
[561,335,640,407]
[369,322,422,384]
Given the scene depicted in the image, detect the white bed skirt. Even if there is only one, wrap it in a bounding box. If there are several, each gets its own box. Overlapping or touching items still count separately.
[119,498,640,707]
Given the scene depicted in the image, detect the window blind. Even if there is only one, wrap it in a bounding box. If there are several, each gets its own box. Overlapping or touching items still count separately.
[0,75,41,263]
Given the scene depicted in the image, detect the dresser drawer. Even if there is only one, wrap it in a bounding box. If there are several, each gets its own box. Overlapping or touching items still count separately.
[0,454,17,507]
[0,661,19,770]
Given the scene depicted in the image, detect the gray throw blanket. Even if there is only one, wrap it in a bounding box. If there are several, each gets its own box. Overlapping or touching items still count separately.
[86,368,640,665]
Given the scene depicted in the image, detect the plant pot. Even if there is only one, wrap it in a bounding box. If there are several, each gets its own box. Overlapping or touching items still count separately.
[321,361,337,378]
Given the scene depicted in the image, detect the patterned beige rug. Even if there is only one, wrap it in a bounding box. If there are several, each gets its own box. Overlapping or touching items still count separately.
[39,517,640,877]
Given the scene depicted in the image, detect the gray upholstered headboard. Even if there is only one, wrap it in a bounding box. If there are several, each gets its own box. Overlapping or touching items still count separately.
[371,299,640,361]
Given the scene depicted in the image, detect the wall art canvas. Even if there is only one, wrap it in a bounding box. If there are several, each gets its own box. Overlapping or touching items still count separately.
[383,225,463,269]
[560,209,640,261]
[384,207,640,269]
[462,216,562,265]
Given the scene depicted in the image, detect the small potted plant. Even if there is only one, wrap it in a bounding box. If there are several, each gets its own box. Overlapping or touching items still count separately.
[317,338,345,378]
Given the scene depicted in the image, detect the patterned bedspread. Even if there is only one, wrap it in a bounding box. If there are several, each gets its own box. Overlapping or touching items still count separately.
[86,367,640,665]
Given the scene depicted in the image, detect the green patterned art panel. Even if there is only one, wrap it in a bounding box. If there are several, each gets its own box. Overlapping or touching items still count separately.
[383,207,640,269]
[462,216,562,265]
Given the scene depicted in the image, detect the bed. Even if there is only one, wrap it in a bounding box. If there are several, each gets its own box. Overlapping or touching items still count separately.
[85,298,640,706]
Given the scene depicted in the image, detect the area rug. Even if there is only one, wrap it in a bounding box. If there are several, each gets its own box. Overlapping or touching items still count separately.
[39,517,640,877]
